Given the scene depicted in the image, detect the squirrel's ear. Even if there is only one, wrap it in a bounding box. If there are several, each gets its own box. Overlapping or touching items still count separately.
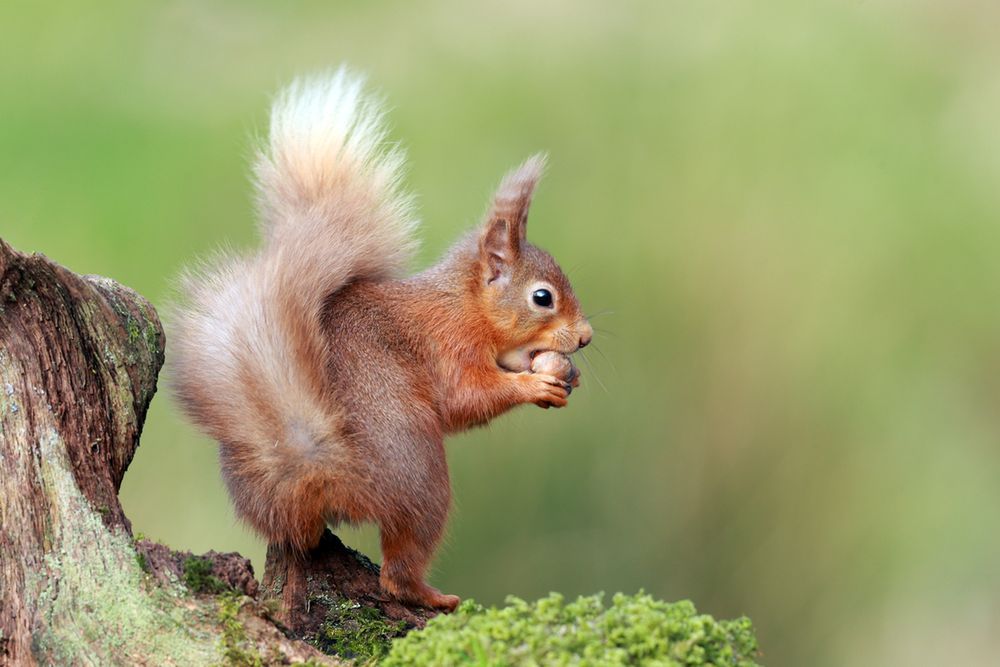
[480,217,517,285]
[480,153,547,285]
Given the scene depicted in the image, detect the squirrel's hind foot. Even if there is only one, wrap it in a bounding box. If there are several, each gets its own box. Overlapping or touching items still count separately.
[381,575,460,612]
[424,590,461,612]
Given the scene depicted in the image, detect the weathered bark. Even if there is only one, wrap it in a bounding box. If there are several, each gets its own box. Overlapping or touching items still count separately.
[0,238,434,665]
[0,238,167,664]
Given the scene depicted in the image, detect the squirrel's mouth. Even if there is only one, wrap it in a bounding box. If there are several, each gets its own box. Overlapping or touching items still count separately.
[497,348,543,373]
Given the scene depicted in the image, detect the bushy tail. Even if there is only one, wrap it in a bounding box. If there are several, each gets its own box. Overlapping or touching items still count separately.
[168,69,417,546]
[253,68,417,281]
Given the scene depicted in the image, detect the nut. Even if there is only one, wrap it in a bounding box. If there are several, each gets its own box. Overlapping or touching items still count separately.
[530,351,580,386]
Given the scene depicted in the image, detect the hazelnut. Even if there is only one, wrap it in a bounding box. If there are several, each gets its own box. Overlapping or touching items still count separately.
[530,351,580,386]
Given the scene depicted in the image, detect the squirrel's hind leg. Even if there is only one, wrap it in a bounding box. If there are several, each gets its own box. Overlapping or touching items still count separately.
[379,521,460,612]
[374,439,458,612]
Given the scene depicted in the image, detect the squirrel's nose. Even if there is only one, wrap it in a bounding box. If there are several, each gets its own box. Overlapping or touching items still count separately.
[577,321,594,349]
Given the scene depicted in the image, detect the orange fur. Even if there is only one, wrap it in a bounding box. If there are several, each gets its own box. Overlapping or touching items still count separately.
[169,69,591,611]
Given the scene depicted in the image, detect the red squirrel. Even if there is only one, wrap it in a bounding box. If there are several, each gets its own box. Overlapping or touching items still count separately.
[169,68,592,612]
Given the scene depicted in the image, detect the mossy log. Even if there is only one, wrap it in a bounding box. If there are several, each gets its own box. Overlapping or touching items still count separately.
[1,238,405,665]
[262,530,437,639]
[0,237,170,664]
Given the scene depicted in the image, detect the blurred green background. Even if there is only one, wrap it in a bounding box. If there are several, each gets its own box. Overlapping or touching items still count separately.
[3,1,999,664]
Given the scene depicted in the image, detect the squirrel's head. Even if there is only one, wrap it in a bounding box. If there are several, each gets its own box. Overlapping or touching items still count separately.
[475,155,593,373]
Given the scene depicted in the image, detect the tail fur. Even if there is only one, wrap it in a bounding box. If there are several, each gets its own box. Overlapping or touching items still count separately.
[169,68,417,548]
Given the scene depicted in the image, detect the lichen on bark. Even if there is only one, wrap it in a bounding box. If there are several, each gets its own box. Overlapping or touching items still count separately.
[30,428,221,664]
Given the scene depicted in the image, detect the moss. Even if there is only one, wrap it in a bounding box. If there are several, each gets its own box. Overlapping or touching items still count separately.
[83,277,164,403]
[215,593,264,667]
[73,298,140,438]
[136,551,150,574]
[382,592,762,667]
[101,281,142,345]
[127,318,141,343]
[142,317,163,364]
[184,555,229,594]
[309,598,405,663]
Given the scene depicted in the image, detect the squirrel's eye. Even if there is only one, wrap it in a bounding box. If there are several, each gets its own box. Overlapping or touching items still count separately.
[531,289,554,308]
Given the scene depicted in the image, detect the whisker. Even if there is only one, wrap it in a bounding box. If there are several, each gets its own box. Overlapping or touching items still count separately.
[577,350,609,393]
[590,343,618,376]
[585,309,616,320]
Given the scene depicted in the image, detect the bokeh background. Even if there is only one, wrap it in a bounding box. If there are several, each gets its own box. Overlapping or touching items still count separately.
[3,1,999,664]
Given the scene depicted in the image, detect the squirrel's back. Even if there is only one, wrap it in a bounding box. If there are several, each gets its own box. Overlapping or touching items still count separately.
[169,69,418,548]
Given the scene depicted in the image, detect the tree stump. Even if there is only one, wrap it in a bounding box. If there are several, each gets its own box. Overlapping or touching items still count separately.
[0,238,168,664]
[261,530,437,638]
[0,238,435,665]
[0,239,333,665]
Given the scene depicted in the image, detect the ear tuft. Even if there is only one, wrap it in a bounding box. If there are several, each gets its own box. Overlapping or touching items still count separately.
[489,153,547,238]
[479,153,545,283]
[478,154,547,284]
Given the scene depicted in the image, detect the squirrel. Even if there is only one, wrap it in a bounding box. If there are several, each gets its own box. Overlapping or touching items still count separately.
[169,68,593,612]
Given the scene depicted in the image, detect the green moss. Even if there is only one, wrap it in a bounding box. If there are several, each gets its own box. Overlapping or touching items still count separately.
[82,277,164,402]
[215,593,264,667]
[143,317,163,362]
[135,551,150,574]
[184,555,229,594]
[309,598,405,663]
[382,592,761,667]
[128,320,142,345]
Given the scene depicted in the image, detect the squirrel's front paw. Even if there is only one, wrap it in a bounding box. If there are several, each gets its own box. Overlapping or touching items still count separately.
[520,372,571,409]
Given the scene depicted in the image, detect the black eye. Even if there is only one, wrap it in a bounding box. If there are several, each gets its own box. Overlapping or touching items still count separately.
[531,288,553,308]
